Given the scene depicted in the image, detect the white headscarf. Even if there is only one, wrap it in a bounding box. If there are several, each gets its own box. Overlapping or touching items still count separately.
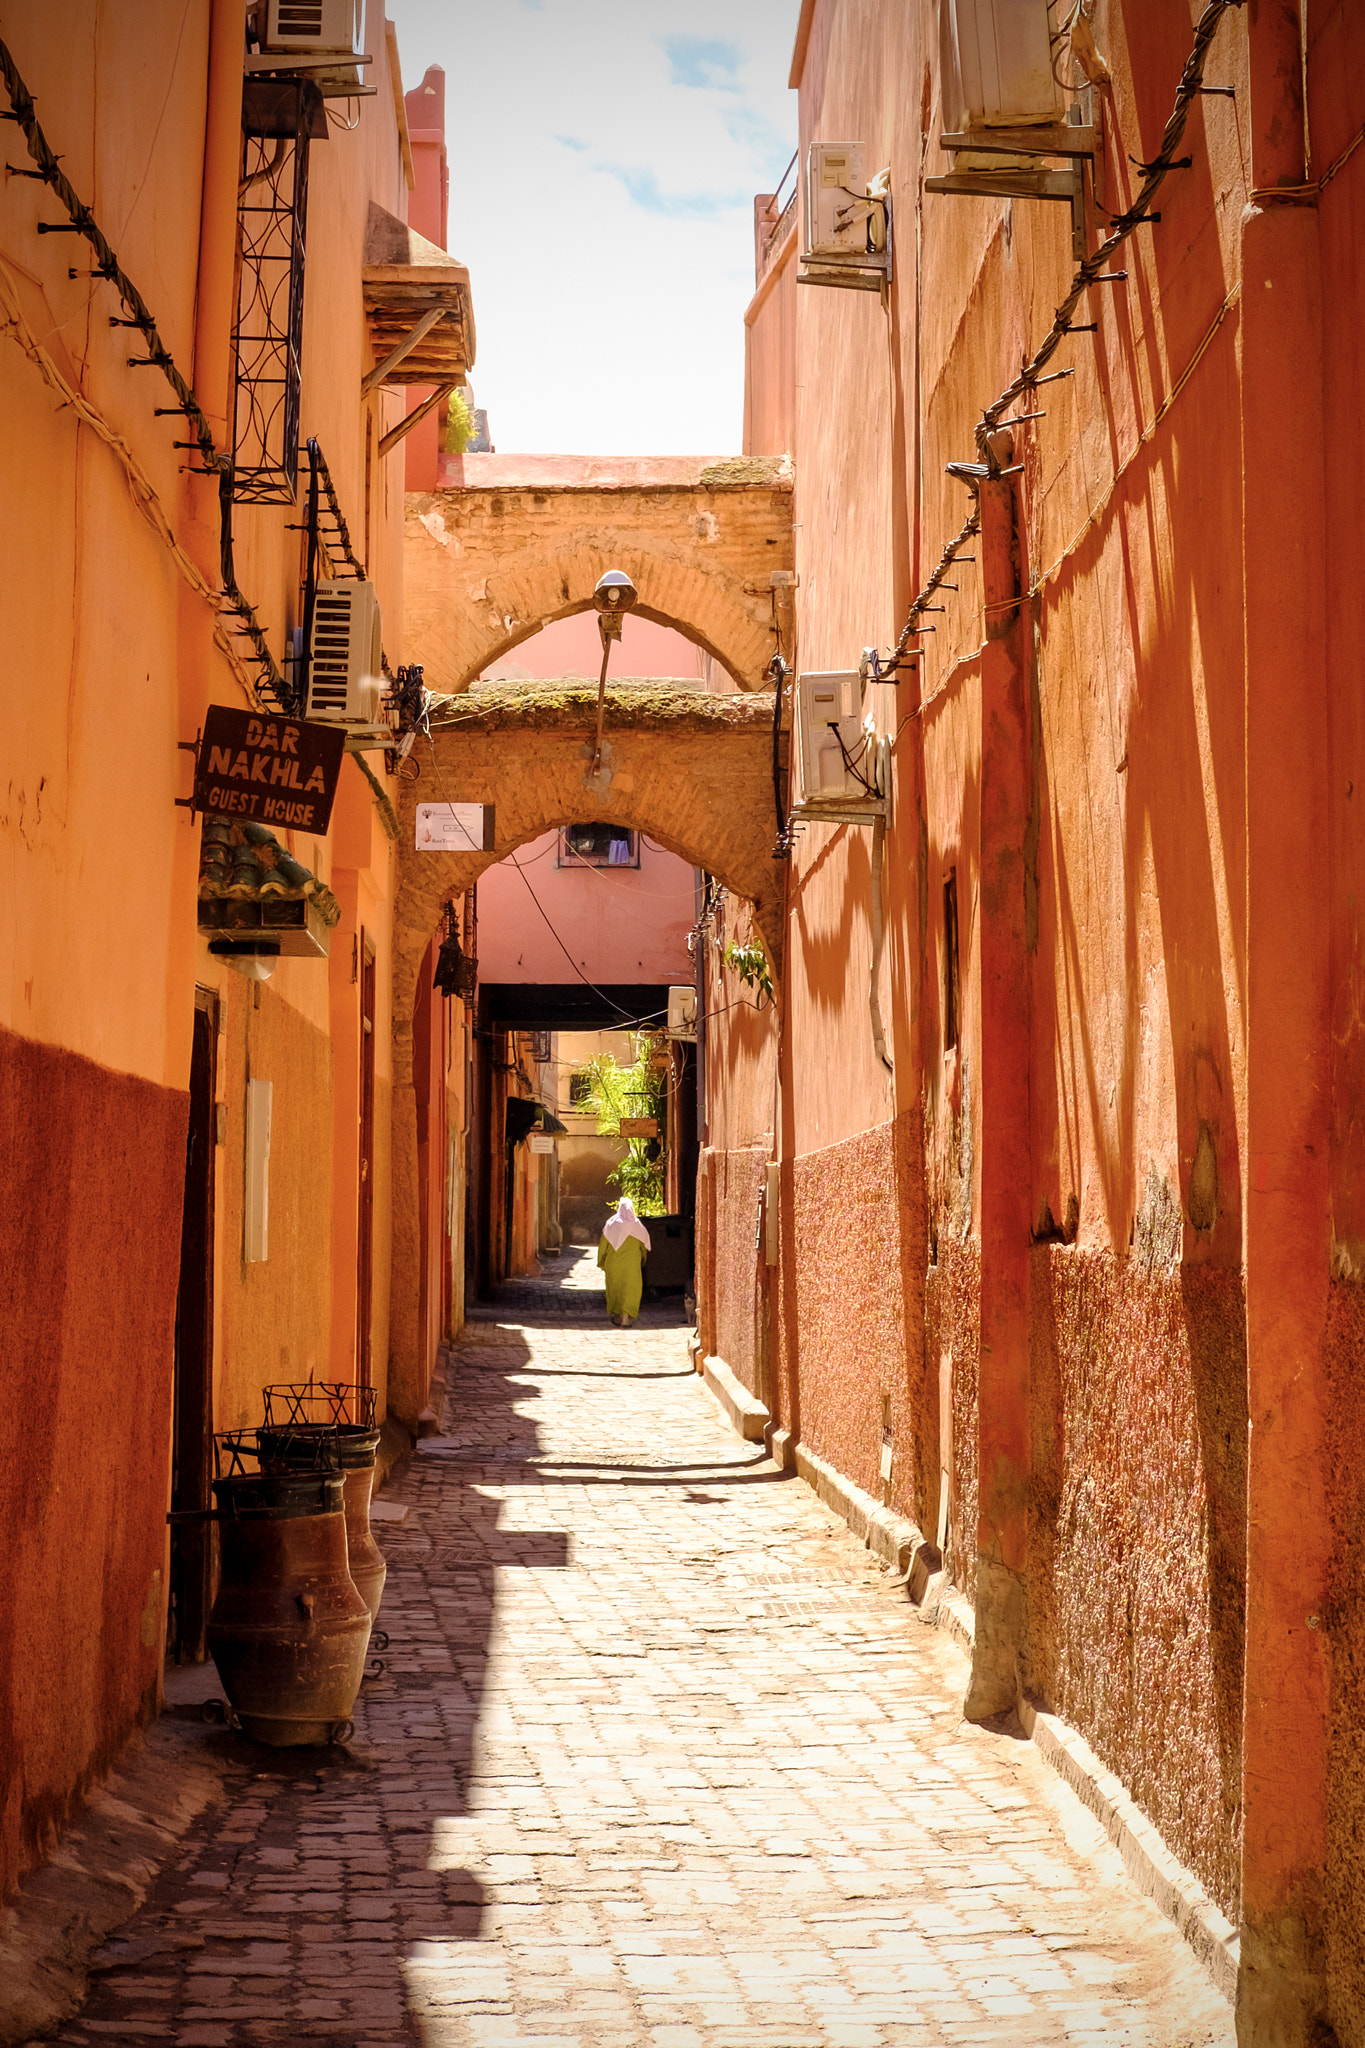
[603,1197,651,1252]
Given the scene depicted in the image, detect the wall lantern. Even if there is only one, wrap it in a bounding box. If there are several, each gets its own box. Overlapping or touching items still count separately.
[590,568,639,772]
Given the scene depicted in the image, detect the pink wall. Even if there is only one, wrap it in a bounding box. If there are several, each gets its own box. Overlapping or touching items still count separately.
[403,64,449,494]
[477,832,694,987]
[474,606,706,987]
[480,608,709,684]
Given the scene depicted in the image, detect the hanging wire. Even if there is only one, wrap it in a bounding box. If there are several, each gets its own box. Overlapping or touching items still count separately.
[886,0,1244,673]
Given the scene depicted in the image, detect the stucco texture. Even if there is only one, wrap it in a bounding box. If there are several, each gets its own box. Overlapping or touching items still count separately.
[1325,1278,1365,2043]
[216,983,334,1434]
[1029,1249,1246,1919]
[774,1116,925,1524]
[925,1238,981,1602]
[705,1144,768,1400]
[0,1027,185,1899]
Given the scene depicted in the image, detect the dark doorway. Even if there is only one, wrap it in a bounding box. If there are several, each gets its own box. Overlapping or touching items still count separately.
[358,934,377,1387]
[169,988,217,1664]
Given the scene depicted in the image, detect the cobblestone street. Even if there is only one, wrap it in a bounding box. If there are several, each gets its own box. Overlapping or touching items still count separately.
[49,1289,1234,2048]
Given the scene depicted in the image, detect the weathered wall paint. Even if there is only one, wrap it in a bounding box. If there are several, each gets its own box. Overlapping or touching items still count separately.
[0,1029,185,1899]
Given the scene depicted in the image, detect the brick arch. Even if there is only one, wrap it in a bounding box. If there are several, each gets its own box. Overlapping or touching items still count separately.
[386,682,787,1425]
[467,597,745,693]
[391,684,786,1086]
[405,453,794,695]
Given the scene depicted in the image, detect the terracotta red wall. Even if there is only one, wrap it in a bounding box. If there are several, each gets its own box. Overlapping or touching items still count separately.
[1028,1250,1246,1917]
[0,1029,185,1899]
[772,1116,926,1527]
[1325,1280,1365,2038]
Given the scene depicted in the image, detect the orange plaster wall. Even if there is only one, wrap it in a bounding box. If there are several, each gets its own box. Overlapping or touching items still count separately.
[214,979,334,1434]
[740,0,1269,1917]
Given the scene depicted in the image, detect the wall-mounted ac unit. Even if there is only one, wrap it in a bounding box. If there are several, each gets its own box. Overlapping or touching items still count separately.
[667,986,697,1043]
[262,0,365,57]
[806,141,869,258]
[795,670,869,805]
[305,579,386,726]
[940,0,1063,133]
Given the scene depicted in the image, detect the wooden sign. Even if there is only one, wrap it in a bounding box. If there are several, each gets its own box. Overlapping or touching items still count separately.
[193,706,345,835]
[620,1117,658,1138]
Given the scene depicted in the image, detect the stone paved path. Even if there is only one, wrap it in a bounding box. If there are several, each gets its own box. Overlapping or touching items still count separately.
[49,1311,1234,2048]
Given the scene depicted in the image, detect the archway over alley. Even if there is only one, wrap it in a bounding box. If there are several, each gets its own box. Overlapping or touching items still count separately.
[388,678,788,1419]
[405,453,795,692]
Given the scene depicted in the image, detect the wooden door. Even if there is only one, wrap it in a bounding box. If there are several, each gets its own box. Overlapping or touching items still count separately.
[357,935,376,1387]
[169,990,217,1663]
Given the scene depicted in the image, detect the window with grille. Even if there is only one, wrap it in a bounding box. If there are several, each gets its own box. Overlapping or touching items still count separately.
[558,823,638,868]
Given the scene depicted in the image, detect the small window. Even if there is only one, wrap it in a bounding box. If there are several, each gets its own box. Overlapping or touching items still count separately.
[569,1072,593,1107]
[558,823,638,868]
[943,870,960,1054]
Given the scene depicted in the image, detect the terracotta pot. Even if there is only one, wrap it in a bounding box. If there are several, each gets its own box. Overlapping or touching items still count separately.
[254,1424,387,1623]
[207,1470,371,1746]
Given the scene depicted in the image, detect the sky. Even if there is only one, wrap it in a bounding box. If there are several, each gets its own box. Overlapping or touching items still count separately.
[385,0,800,457]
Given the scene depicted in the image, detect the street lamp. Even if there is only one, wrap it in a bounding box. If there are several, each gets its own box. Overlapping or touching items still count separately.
[590,568,638,773]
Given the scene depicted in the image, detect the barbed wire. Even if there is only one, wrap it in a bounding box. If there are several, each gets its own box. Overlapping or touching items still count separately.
[888,0,1243,671]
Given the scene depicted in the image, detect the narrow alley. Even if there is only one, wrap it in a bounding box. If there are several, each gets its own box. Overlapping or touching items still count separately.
[48,1268,1231,2048]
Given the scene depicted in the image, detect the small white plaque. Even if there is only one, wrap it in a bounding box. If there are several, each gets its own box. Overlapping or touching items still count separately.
[416,801,493,852]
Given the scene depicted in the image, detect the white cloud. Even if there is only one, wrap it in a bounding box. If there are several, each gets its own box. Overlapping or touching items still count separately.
[385,0,799,455]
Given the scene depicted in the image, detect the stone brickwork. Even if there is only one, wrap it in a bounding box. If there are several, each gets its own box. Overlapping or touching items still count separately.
[387,682,788,1427]
[406,453,794,693]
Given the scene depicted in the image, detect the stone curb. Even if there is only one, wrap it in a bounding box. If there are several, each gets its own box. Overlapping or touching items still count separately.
[0,1719,230,2046]
[701,1393,1239,2007]
[697,1352,769,1442]
[1019,1701,1240,2000]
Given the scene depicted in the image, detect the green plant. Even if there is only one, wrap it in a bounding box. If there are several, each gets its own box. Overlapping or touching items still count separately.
[725,938,774,1006]
[574,1035,667,1214]
[442,387,474,455]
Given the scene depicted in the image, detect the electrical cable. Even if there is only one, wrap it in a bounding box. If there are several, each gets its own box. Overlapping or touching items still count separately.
[422,732,660,1028]
[0,252,261,706]
[886,0,1244,673]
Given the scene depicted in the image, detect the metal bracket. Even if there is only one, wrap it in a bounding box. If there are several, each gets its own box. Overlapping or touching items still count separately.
[799,195,893,294]
[925,160,1092,264]
[174,734,201,812]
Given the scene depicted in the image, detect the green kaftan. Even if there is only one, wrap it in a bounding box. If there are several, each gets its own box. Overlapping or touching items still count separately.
[597,1232,646,1318]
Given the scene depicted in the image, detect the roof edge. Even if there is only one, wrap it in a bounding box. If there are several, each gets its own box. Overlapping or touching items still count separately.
[789,0,817,89]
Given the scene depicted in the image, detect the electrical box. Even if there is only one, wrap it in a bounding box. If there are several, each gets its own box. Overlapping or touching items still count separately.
[940,0,1063,132]
[263,0,365,58]
[244,1078,272,1264]
[667,986,697,1042]
[306,579,386,726]
[806,141,869,257]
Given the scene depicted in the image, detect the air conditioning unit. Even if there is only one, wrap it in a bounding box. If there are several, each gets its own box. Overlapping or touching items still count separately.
[667,986,697,1043]
[806,141,869,257]
[795,670,871,805]
[262,0,364,57]
[305,579,386,726]
[940,0,1063,132]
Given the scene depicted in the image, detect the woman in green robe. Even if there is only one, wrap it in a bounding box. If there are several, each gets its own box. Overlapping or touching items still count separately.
[598,1197,650,1326]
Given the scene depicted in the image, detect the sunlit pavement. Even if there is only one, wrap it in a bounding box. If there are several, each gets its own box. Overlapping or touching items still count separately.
[50,1312,1233,2048]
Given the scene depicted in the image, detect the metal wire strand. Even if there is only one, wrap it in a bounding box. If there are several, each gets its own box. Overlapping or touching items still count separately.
[888,0,1243,667]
